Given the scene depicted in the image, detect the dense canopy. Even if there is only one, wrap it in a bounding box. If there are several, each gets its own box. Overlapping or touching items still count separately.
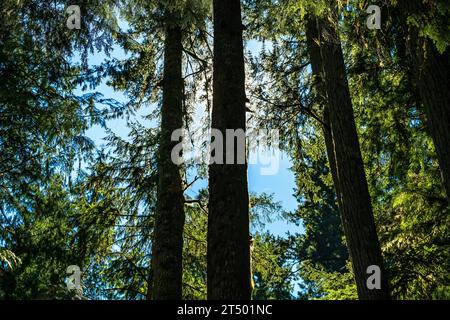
[0,0,449,300]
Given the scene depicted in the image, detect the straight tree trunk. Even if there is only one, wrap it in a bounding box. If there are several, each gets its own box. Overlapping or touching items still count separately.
[305,17,342,211]
[400,0,450,206]
[305,12,390,300]
[146,268,153,300]
[207,0,251,300]
[151,12,185,300]
[412,39,450,205]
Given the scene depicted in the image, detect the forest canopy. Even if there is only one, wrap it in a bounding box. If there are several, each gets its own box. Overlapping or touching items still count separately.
[0,0,449,300]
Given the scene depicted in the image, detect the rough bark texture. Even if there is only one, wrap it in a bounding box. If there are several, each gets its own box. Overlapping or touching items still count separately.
[413,39,450,205]
[400,0,450,206]
[306,14,390,300]
[207,0,251,300]
[305,17,342,211]
[146,268,153,300]
[151,14,185,300]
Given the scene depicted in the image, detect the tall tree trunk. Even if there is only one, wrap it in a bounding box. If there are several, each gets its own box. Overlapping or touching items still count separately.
[412,38,450,205]
[305,17,342,211]
[151,12,185,300]
[400,0,450,206]
[146,268,153,300]
[207,0,251,300]
[305,13,390,300]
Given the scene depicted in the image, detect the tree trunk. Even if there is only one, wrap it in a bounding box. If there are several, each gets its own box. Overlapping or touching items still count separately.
[413,39,450,205]
[400,0,450,206]
[305,13,390,300]
[151,12,185,300]
[305,17,342,211]
[146,268,153,300]
[207,0,251,300]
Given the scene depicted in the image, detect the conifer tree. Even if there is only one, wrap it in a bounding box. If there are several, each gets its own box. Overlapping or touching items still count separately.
[304,5,389,299]
[208,0,252,300]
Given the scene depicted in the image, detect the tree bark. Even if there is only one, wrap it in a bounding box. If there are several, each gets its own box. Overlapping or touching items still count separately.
[305,13,390,300]
[207,0,251,300]
[305,17,342,211]
[400,0,450,206]
[151,12,185,300]
[412,39,450,205]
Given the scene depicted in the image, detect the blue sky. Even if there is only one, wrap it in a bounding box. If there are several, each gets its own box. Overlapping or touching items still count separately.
[81,36,302,239]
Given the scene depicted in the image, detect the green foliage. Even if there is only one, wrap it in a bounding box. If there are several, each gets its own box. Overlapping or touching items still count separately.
[341,1,450,299]
[0,249,21,270]
[298,261,357,300]
[1,0,449,301]
[181,190,296,300]
[252,233,296,300]
[245,0,450,300]
[0,0,121,299]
